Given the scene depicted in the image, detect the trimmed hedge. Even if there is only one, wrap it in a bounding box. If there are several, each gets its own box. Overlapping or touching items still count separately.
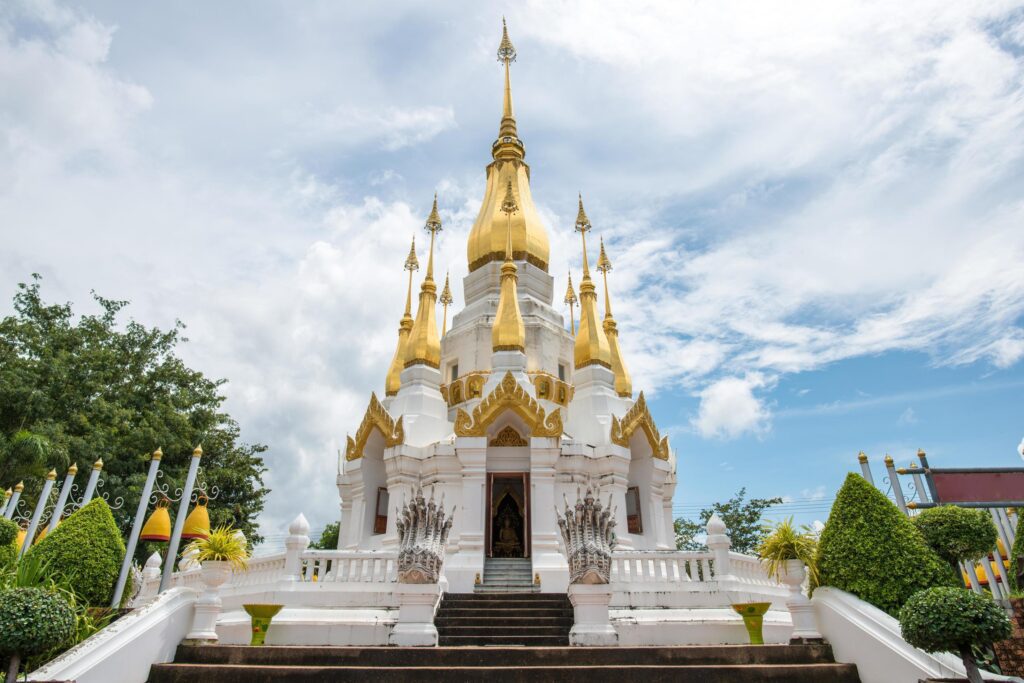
[0,517,17,569]
[1011,513,1024,592]
[912,505,997,566]
[26,498,126,606]
[816,473,957,615]
[0,587,76,658]
[899,586,1010,653]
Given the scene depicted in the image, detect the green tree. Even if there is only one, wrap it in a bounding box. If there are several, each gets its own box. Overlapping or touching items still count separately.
[674,488,783,553]
[0,277,269,549]
[311,521,340,550]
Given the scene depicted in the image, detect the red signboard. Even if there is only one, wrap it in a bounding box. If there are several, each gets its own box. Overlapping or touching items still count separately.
[931,469,1024,504]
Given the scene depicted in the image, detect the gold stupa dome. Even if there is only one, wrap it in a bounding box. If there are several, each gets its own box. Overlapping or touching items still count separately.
[466,19,550,273]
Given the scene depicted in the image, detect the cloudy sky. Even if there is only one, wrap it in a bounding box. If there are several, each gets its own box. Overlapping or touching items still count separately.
[3,0,1023,542]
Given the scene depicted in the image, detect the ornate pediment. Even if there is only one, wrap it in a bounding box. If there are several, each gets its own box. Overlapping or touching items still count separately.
[345,393,405,461]
[489,425,528,447]
[610,391,669,460]
[454,371,562,439]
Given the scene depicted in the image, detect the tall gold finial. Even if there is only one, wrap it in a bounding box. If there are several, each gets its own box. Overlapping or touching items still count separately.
[405,196,443,368]
[564,270,577,335]
[573,194,612,370]
[492,180,526,352]
[439,271,453,336]
[596,237,632,397]
[387,236,420,394]
[15,481,24,492]
[493,19,523,161]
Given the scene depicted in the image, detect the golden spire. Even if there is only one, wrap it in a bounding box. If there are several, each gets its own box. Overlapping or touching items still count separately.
[573,194,612,370]
[596,237,632,397]
[492,180,526,352]
[405,195,443,368]
[439,271,453,336]
[386,235,420,395]
[564,270,577,335]
[495,17,521,158]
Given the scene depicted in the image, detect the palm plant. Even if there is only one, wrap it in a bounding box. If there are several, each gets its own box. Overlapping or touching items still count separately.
[184,525,249,571]
[758,517,819,586]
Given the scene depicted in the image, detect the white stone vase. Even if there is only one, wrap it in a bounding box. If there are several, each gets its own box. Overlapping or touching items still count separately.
[185,560,232,642]
[780,558,821,642]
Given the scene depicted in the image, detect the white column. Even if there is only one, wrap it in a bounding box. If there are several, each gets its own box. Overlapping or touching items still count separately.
[706,513,733,580]
[446,439,486,592]
[282,513,310,583]
[390,583,442,646]
[568,584,617,646]
[530,438,567,591]
[185,561,232,642]
[781,560,822,642]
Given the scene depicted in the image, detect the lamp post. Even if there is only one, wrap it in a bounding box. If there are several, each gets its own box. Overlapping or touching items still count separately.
[159,445,203,594]
[20,470,57,558]
[3,482,23,520]
[81,458,104,505]
[110,448,163,608]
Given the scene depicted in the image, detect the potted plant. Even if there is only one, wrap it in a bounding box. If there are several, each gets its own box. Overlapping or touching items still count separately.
[184,525,249,590]
[899,586,1010,683]
[757,517,821,642]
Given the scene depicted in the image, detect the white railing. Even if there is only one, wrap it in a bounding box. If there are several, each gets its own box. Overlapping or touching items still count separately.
[230,551,287,587]
[728,551,779,587]
[300,550,397,583]
[610,551,716,585]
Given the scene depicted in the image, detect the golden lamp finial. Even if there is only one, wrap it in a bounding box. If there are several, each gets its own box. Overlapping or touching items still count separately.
[564,270,578,335]
[46,469,57,481]
[439,271,454,336]
[858,451,868,464]
[67,463,78,476]
[193,444,203,458]
[93,457,104,471]
[15,481,24,492]
[152,447,163,461]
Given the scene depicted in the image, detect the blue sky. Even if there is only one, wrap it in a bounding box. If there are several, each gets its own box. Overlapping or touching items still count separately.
[1,0,1023,540]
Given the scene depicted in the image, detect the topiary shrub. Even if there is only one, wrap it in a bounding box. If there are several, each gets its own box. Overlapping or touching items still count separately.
[912,505,997,568]
[0,587,76,680]
[1011,512,1024,592]
[26,498,125,606]
[899,586,1011,683]
[0,517,18,569]
[816,473,956,615]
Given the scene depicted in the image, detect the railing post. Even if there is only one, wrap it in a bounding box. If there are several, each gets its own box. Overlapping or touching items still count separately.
[3,481,23,519]
[884,455,908,514]
[706,513,732,580]
[20,470,56,558]
[283,513,310,582]
[160,446,203,593]
[858,451,874,485]
[80,458,104,506]
[112,449,162,607]
[47,464,77,533]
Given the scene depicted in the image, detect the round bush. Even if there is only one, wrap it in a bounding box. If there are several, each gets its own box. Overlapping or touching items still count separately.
[0,516,18,546]
[912,506,997,565]
[816,473,956,615]
[1011,513,1024,592]
[0,587,75,658]
[899,586,1010,654]
[26,498,126,605]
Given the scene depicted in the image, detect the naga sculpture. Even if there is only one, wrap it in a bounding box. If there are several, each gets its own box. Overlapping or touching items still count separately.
[556,485,617,584]
[396,485,454,584]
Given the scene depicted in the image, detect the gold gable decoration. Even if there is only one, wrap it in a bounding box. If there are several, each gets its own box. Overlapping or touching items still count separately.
[610,391,669,460]
[454,371,562,438]
[345,393,405,461]
[490,425,528,447]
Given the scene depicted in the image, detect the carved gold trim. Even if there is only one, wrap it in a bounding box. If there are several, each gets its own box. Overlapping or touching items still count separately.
[529,372,574,407]
[345,392,405,461]
[610,391,669,460]
[454,371,562,438]
[490,425,528,447]
[442,371,490,407]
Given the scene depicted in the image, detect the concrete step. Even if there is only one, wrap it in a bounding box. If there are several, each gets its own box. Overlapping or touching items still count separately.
[436,616,574,627]
[438,608,574,618]
[437,625,571,637]
[436,635,571,646]
[149,663,860,683]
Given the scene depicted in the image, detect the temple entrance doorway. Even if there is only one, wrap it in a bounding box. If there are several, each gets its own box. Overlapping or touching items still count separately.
[486,473,530,558]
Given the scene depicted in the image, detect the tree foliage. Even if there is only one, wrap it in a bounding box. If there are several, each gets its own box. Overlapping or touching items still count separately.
[0,587,75,661]
[0,277,269,547]
[911,505,997,566]
[311,521,339,550]
[674,487,783,554]
[816,473,956,615]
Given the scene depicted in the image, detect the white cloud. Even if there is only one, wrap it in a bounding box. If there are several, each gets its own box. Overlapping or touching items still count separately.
[898,407,918,425]
[691,373,772,440]
[304,105,457,151]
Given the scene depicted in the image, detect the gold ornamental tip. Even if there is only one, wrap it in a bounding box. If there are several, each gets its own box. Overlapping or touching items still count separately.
[3,488,10,498]
[883,454,894,465]
[596,236,612,273]
[46,469,57,481]
[152,447,163,460]
[857,451,868,463]
[93,458,104,471]
[907,502,919,510]
[497,17,516,63]
[917,448,926,458]
[564,271,577,305]
[15,481,24,492]
[67,463,78,476]
[425,193,443,234]
[193,444,204,458]
[575,193,591,233]
[404,236,420,272]
[439,272,454,306]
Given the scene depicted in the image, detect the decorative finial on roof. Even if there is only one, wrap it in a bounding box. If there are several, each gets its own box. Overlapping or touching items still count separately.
[564,270,578,336]
[595,236,631,397]
[572,194,612,370]
[439,272,453,306]
[387,236,420,394]
[425,192,443,234]
[596,236,612,274]
[575,193,591,233]
[497,17,517,63]
[404,236,420,273]
[404,196,443,369]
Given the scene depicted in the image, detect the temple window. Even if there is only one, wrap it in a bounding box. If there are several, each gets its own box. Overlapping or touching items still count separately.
[450,363,459,383]
[626,486,643,534]
[373,487,389,535]
[558,363,566,381]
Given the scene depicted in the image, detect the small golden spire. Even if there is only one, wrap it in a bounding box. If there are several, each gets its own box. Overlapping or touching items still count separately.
[573,194,611,370]
[884,453,894,465]
[494,18,523,161]
[492,180,526,352]
[67,463,78,476]
[386,236,420,394]
[564,270,577,335]
[439,271,453,336]
[15,481,24,492]
[405,196,443,368]
[46,469,57,481]
[596,237,632,397]
[857,451,868,464]
[193,444,203,458]
[93,458,104,471]
[152,447,163,461]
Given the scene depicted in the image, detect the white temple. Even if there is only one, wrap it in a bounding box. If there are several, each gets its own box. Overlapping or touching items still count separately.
[336,20,676,595]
